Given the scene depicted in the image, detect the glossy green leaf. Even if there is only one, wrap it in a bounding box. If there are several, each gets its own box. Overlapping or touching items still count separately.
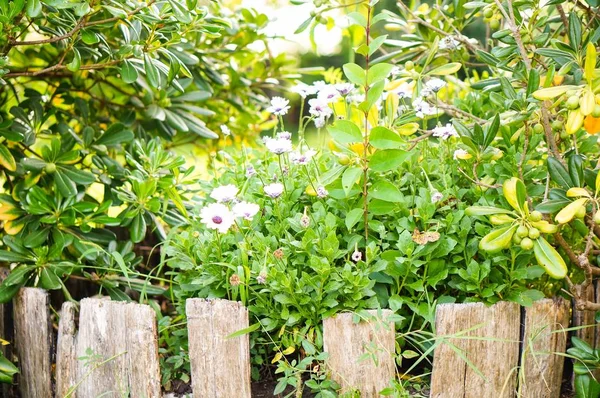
[327,120,362,144]
[533,237,568,279]
[479,225,517,253]
[369,149,409,172]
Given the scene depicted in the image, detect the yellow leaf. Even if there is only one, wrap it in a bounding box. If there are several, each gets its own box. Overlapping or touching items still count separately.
[567,187,591,197]
[555,198,588,224]
[4,219,24,235]
[586,42,597,82]
[532,85,579,100]
[271,352,283,364]
[427,63,461,76]
[282,346,295,355]
[396,123,419,136]
[581,89,596,116]
[566,109,584,135]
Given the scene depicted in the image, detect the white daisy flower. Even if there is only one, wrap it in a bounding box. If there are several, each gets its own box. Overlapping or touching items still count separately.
[233,201,260,220]
[431,191,443,203]
[335,83,355,96]
[308,98,333,118]
[351,249,362,262]
[317,85,341,103]
[312,80,328,91]
[277,131,292,140]
[210,184,238,203]
[266,97,290,116]
[314,116,326,128]
[316,186,328,198]
[426,78,447,93]
[200,203,235,233]
[264,136,292,155]
[394,82,413,99]
[291,82,316,98]
[246,165,256,178]
[291,149,317,165]
[264,183,284,198]
[412,97,437,119]
[432,123,458,140]
[220,125,231,136]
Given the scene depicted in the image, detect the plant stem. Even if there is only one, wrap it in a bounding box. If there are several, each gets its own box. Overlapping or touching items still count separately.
[362,5,372,254]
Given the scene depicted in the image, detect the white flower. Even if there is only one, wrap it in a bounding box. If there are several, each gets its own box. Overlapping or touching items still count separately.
[291,149,316,165]
[317,85,341,103]
[426,78,446,93]
[412,97,437,119]
[266,97,290,116]
[351,249,362,262]
[431,191,443,203]
[314,116,327,128]
[453,149,471,160]
[335,83,354,96]
[264,136,292,155]
[432,123,458,140]
[291,82,316,98]
[200,203,235,233]
[264,183,284,198]
[246,165,256,177]
[312,80,328,91]
[308,98,333,118]
[317,186,328,198]
[210,184,238,203]
[394,82,413,99]
[439,36,461,50]
[277,131,292,140]
[233,201,260,220]
[257,272,267,284]
[220,125,231,136]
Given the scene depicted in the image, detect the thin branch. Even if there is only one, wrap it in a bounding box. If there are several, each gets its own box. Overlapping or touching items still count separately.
[5,59,123,77]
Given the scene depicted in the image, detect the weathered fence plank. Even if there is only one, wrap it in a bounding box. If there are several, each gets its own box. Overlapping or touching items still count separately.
[61,298,161,398]
[574,284,596,346]
[14,288,53,398]
[186,298,251,398]
[56,301,78,398]
[323,310,395,397]
[431,302,521,398]
[520,298,570,398]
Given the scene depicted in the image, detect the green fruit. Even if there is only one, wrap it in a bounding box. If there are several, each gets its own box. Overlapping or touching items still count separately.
[483,8,494,18]
[576,206,587,219]
[405,61,414,71]
[594,211,600,224]
[528,227,540,239]
[560,132,569,140]
[520,237,534,250]
[513,234,523,244]
[490,18,500,30]
[517,225,529,238]
[533,124,544,134]
[566,95,580,110]
[530,211,543,222]
[552,120,563,131]
[338,155,350,165]
[45,163,56,174]
[592,104,600,118]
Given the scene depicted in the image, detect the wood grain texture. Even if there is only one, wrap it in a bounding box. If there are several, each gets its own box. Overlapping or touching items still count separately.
[14,288,53,398]
[56,301,78,398]
[431,302,521,398]
[322,310,395,397]
[574,284,596,346]
[186,298,251,398]
[520,298,570,398]
[69,298,161,398]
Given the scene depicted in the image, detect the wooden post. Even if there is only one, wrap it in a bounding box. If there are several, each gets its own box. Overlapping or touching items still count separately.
[56,301,78,398]
[14,288,53,398]
[322,310,395,397]
[574,284,596,346]
[59,298,162,398]
[186,298,251,398]
[520,298,570,398]
[430,302,521,398]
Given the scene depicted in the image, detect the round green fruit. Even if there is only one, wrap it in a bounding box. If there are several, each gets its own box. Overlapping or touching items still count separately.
[594,211,600,224]
[552,120,563,131]
[528,227,540,239]
[576,206,587,219]
[45,163,56,174]
[533,124,544,134]
[338,155,350,165]
[405,61,414,71]
[530,211,543,222]
[566,95,580,110]
[517,225,529,238]
[592,104,600,118]
[513,234,522,244]
[483,8,494,18]
[490,18,500,29]
[520,237,534,250]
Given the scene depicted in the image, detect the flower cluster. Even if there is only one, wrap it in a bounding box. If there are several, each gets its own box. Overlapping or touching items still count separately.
[199,186,260,233]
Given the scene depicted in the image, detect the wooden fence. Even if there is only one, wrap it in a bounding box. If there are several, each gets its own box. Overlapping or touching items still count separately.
[4,288,575,397]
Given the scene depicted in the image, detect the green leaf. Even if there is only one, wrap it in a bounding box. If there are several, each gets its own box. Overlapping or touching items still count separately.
[0,144,16,172]
[167,0,192,23]
[226,323,261,339]
[343,63,366,86]
[533,237,567,279]
[427,63,462,76]
[120,60,138,84]
[342,167,362,196]
[66,48,81,72]
[465,206,515,216]
[327,120,362,144]
[0,283,22,304]
[130,213,147,243]
[532,85,579,100]
[369,180,401,202]
[26,0,41,17]
[294,16,314,34]
[568,12,582,50]
[367,63,394,84]
[39,267,62,290]
[361,80,385,111]
[54,171,77,197]
[548,157,574,188]
[370,126,402,149]
[368,35,387,56]
[144,54,161,89]
[479,225,517,253]
[95,123,134,146]
[345,208,363,230]
[369,149,409,172]
[0,250,32,263]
